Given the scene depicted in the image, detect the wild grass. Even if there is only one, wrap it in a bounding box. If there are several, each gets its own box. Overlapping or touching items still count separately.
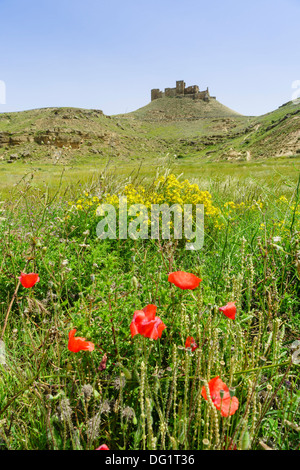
[0,154,300,200]
[0,164,299,450]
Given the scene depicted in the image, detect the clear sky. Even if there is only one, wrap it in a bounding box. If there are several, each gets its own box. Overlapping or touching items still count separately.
[0,0,300,116]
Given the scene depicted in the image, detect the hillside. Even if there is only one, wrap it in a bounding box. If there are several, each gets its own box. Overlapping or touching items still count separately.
[0,106,157,164]
[120,96,243,122]
[206,100,300,161]
[0,97,300,166]
[240,100,300,159]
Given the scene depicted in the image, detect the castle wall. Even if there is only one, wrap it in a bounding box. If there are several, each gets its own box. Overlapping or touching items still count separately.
[195,90,209,101]
[165,87,176,97]
[185,85,199,95]
[151,89,164,101]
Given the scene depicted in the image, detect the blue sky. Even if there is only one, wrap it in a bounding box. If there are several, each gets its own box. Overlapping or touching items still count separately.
[0,0,300,116]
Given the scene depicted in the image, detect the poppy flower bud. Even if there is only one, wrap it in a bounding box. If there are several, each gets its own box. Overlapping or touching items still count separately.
[131,276,138,289]
[229,387,236,398]
[122,367,132,381]
[241,430,250,450]
[220,389,225,399]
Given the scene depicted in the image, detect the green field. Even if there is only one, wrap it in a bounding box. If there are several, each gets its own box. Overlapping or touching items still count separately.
[0,166,299,450]
[1,154,300,201]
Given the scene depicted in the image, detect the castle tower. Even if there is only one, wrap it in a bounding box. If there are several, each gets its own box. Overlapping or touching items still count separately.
[176,80,185,95]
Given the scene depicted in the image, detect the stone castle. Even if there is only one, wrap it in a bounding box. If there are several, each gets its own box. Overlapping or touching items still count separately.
[151,80,216,102]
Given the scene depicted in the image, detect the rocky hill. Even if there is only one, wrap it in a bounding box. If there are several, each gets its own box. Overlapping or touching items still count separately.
[0,96,300,165]
[120,96,242,122]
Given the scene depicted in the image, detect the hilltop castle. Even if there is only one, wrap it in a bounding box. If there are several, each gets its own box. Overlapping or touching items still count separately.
[151,80,216,102]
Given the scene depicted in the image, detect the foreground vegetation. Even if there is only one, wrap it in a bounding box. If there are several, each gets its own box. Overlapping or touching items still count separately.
[0,166,299,450]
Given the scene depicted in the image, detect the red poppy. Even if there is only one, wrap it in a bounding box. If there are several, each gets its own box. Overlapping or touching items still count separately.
[219,302,236,320]
[19,272,40,288]
[185,336,198,352]
[96,444,109,450]
[168,271,202,290]
[201,376,239,417]
[68,329,95,353]
[130,304,166,340]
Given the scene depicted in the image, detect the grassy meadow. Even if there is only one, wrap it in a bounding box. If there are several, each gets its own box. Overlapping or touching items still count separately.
[0,161,299,451]
[0,153,300,199]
